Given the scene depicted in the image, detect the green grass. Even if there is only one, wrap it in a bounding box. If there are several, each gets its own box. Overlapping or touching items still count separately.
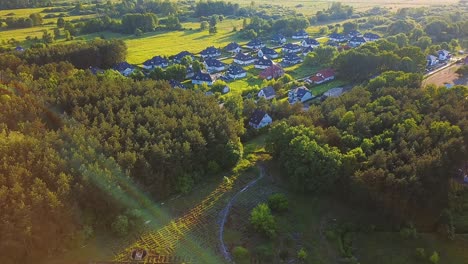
[310,79,347,96]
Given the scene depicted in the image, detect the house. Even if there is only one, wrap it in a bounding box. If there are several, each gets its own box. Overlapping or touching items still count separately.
[222,86,230,94]
[328,33,347,42]
[258,47,279,59]
[173,51,193,63]
[349,36,366,47]
[225,42,241,53]
[15,46,25,52]
[288,86,314,104]
[438,50,450,61]
[302,47,314,56]
[427,55,438,67]
[186,66,194,78]
[259,64,285,80]
[246,39,265,50]
[271,34,287,44]
[363,32,380,42]
[338,45,351,52]
[89,66,104,75]
[169,79,186,89]
[282,43,302,53]
[348,30,362,38]
[249,109,273,129]
[113,62,135,76]
[234,53,256,65]
[192,71,214,85]
[204,58,225,72]
[258,86,276,100]
[143,56,169,70]
[282,53,302,65]
[301,38,320,48]
[227,65,247,79]
[255,57,273,69]
[323,87,344,98]
[292,29,309,39]
[309,69,335,84]
[200,46,221,58]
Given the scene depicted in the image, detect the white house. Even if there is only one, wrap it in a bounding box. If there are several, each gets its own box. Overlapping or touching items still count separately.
[192,72,214,85]
[246,39,265,50]
[292,29,309,39]
[282,43,302,54]
[225,42,241,53]
[227,65,247,79]
[173,51,193,63]
[204,58,225,72]
[288,86,314,104]
[427,55,438,67]
[200,46,221,58]
[301,38,320,48]
[363,32,380,42]
[282,53,302,65]
[234,53,256,65]
[271,34,286,44]
[349,36,366,47]
[258,86,276,100]
[258,47,279,59]
[113,62,135,76]
[249,109,273,129]
[438,50,450,61]
[255,57,273,69]
[142,56,169,70]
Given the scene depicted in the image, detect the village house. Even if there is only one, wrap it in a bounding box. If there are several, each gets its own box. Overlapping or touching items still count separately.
[15,46,25,52]
[258,47,279,59]
[292,29,309,39]
[192,71,214,85]
[288,86,314,104]
[258,86,276,100]
[282,53,302,65]
[186,66,194,78]
[227,65,247,79]
[309,69,335,84]
[271,34,287,44]
[249,109,273,129]
[363,32,380,42]
[169,79,186,89]
[301,38,320,48]
[329,33,347,42]
[349,36,366,47]
[142,56,169,70]
[204,58,225,72]
[427,55,438,67]
[173,51,193,63]
[225,42,241,53]
[255,57,273,69]
[438,50,450,61]
[302,47,314,56]
[259,64,285,80]
[246,39,265,50]
[113,62,135,76]
[234,53,256,65]
[348,30,362,38]
[200,46,221,58]
[282,43,302,54]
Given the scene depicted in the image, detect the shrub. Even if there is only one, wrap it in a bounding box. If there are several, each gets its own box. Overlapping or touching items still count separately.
[232,246,250,264]
[415,248,426,259]
[429,251,439,264]
[250,203,277,238]
[112,215,129,237]
[267,193,289,212]
[298,248,308,261]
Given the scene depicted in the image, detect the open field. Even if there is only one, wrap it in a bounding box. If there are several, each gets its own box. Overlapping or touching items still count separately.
[423,63,468,87]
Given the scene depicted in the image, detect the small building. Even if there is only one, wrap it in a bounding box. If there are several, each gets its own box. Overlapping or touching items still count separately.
[249,109,273,129]
[258,86,276,100]
[282,53,302,65]
[234,53,256,65]
[282,43,302,54]
[292,29,309,39]
[204,58,225,72]
[349,36,366,47]
[15,46,25,52]
[363,32,380,42]
[143,56,169,70]
[225,42,241,53]
[173,51,193,63]
[186,66,195,78]
[246,39,265,50]
[323,87,344,98]
[258,47,279,59]
[255,57,273,69]
[271,34,287,45]
[438,50,450,61]
[348,30,362,38]
[302,47,314,56]
[192,71,214,85]
[89,66,104,75]
[222,86,230,94]
[328,33,347,42]
[227,65,247,79]
[113,62,135,76]
[309,69,335,84]
[169,79,186,89]
[288,86,314,104]
[301,38,320,48]
[259,64,285,80]
[427,55,438,67]
[200,46,221,58]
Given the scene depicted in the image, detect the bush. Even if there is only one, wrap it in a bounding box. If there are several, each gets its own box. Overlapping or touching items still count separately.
[254,243,274,261]
[429,251,439,264]
[112,215,129,237]
[415,248,426,259]
[267,193,289,212]
[250,203,277,238]
[232,246,250,264]
[297,248,308,261]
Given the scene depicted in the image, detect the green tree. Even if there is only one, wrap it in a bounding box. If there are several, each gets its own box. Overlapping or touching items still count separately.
[232,246,250,264]
[267,193,289,212]
[250,203,276,238]
[298,248,308,262]
[112,215,129,237]
[429,251,439,264]
[57,17,65,28]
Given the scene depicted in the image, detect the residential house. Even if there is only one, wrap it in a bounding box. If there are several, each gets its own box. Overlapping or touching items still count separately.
[363,32,380,42]
[337,45,351,52]
[227,65,247,79]
[143,56,169,70]
[282,53,302,65]
[222,86,230,94]
[173,51,193,63]
[246,39,265,50]
[249,109,273,129]
[349,36,366,47]
[200,46,221,58]
[302,47,314,56]
[258,47,279,59]
[113,62,135,76]
[259,64,285,80]
[292,29,309,39]
[301,38,320,48]
[288,86,314,104]
[258,86,276,100]
[89,66,104,75]
[204,58,225,72]
[348,30,362,38]
[282,43,302,53]
[192,71,214,85]
[255,57,273,69]
[323,87,344,98]
[438,50,450,61]
[271,34,286,44]
[186,66,194,78]
[427,55,438,67]
[328,33,347,42]
[225,42,241,53]
[169,79,186,89]
[309,69,335,84]
[234,53,256,65]
[15,46,25,52]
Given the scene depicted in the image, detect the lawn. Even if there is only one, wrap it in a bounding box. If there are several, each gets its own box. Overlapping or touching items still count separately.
[310,79,348,96]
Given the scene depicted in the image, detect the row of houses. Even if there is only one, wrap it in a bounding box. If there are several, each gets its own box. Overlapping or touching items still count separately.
[427,49,451,67]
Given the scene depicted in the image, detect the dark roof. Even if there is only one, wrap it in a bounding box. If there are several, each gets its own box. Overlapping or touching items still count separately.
[113,62,134,72]
[329,33,346,40]
[143,56,168,66]
[173,51,193,61]
[283,43,302,50]
[295,86,310,98]
[259,64,284,79]
[169,79,186,89]
[225,42,240,51]
[350,36,366,43]
[272,34,286,41]
[192,71,213,82]
[200,46,220,56]
[89,66,104,75]
[246,39,264,47]
[303,47,314,54]
[261,47,278,55]
[256,57,273,66]
[283,53,301,61]
[348,30,362,36]
[249,109,269,126]
[363,32,380,39]
[260,86,276,97]
[235,52,255,61]
[205,58,224,68]
[303,38,319,45]
[227,65,246,75]
[293,29,308,37]
[15,46,25,51]
[186,66,194,74]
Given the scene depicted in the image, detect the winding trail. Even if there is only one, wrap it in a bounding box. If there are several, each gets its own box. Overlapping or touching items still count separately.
[218,166,265,262]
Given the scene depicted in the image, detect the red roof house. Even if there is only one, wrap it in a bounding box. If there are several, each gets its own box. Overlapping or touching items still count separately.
[259,64,285,80]
[309,69,335,84]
